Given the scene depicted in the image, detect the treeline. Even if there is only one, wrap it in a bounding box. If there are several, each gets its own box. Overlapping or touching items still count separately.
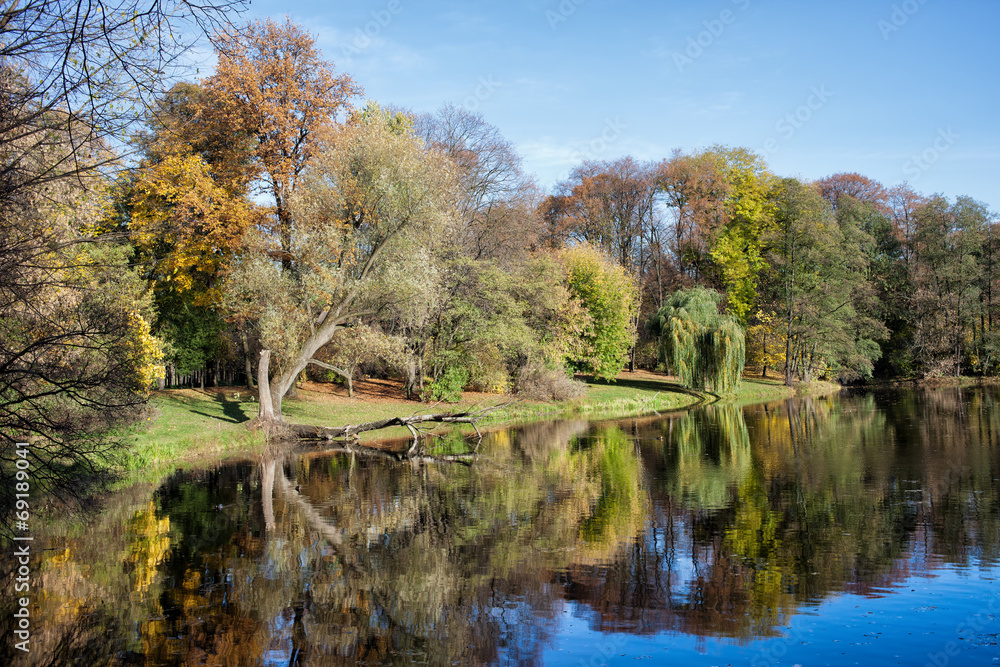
[109,18,998,414]
[5,11,998,453]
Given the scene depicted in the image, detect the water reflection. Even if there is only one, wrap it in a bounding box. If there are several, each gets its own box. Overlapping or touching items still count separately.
[4,388,1000,665]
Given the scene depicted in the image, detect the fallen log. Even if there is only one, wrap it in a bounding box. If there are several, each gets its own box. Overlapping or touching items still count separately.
[279,403,509,442]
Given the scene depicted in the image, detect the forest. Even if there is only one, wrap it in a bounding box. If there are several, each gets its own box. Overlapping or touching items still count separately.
[2,5,998,510]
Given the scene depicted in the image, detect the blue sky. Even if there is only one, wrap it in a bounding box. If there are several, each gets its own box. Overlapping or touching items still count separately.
[237,0,999,211]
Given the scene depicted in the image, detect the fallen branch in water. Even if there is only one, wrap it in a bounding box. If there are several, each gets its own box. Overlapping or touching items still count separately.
[279,402,511,445]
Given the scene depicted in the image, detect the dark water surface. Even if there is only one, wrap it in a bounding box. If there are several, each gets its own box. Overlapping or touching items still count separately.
[9,388,1000,665]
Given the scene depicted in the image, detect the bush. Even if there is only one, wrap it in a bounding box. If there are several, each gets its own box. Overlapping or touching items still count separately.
[516,361,587,402]
[421,366,468,403]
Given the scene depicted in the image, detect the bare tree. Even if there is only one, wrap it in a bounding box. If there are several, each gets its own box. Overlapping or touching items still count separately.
[414,104,541,262]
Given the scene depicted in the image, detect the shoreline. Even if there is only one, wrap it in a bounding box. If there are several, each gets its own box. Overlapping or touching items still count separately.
[119,370,840,490]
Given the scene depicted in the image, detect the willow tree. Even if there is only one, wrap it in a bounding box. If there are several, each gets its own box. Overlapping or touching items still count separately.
[225,108,459,423]
[651,287,745,393]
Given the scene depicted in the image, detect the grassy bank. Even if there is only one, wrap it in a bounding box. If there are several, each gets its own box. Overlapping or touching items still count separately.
[126,370,833,486]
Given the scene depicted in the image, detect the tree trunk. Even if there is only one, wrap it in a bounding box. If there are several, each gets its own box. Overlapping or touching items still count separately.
[258,350,277,422]
[242,327,255,390]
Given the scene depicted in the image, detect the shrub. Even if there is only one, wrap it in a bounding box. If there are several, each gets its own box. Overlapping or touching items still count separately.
[421,366,468,403]
[516,361,587,402]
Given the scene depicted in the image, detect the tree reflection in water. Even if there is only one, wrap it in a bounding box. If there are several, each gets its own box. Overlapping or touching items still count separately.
[3,389,999,665]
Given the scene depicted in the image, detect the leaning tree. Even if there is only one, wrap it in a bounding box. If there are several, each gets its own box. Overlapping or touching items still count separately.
[650,287,745,393]
[225,108,460,423]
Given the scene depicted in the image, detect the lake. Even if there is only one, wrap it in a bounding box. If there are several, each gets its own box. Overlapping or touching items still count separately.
[6,387,1000,665]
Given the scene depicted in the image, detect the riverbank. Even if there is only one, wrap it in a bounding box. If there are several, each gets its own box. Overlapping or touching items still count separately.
[122,370,829,487]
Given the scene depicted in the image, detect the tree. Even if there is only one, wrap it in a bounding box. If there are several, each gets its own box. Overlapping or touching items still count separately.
[703,146,776,325]
[313,323,406,398]
[910,196,987,376]
[562,244,639,381]
[764,179,885,384]
[115,83,264,388]
[0,1,243,196]
[541,158,657,370]
[0,176,164,533]
[0,0,242,533]
[225,109,459,423]
[414,104,541,262]
[650,287,745,393]
[655,149,730,281]
[205,17,361,273]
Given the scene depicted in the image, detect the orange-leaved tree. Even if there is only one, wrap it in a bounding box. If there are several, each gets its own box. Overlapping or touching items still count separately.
[206,17,362,272]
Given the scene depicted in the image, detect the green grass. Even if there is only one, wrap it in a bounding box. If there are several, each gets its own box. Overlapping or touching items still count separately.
[120,389,266,486]
[126,372,833,488]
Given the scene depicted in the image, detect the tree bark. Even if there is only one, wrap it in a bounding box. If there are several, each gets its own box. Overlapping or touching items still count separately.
[261,459,276,532]
[258,350,276,422]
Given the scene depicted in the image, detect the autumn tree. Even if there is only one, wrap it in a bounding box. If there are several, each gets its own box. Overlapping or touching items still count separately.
[817,172,887,211]
[225,108,459,422]
[114,83,264,388]
[0,0,243,533]
[205,18,362,272]
[562,244,639,381]
[655,149,730,282]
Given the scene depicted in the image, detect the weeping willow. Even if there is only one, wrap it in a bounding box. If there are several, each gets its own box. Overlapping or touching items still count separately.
[651,287,746,393]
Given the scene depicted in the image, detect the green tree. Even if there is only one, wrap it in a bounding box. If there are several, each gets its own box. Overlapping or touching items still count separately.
[765,179,886,384]
[704,146,776,325]
[910,196,987,376]
[650,286,745,393]
[562,244,639,381]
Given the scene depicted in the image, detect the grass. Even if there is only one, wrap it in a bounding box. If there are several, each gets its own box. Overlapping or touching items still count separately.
[120,389,267,486]
[123,370,837,488]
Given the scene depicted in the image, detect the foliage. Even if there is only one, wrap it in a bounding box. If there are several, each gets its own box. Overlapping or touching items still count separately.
[225,106,460,418]
[704,146,776,325]
[0,0,241,533]
[206,17,361,271]
[765,178,887,383]
[651,286,745,393]
[562,244,639,381]
[514,360,587,402]
[421,366,469,403]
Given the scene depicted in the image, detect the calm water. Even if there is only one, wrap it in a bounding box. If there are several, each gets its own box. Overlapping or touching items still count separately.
[5,388,1000,665]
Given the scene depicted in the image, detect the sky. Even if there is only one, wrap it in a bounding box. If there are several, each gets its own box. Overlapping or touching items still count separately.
[233,0,1000,212]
